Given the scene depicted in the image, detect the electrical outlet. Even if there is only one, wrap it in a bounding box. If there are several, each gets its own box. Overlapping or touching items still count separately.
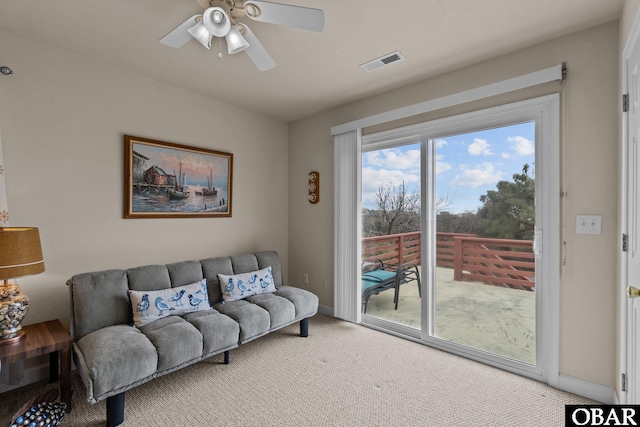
[322,279,328,289]
[303,273,309,285]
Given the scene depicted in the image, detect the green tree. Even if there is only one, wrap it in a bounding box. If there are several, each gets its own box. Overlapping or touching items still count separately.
[477,164,534,240]
[437,210,479,235]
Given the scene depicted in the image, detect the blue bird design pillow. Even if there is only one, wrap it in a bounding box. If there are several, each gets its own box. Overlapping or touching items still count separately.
[128,279,211,327]
[218,266,276,303]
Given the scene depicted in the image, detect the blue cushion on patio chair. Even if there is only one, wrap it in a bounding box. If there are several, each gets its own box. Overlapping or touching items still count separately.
[362,269,398,313]
[361,263,421,313]
[362,270,396,289]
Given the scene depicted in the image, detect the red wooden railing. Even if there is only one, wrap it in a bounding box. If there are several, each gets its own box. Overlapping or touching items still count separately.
[362,231,421,266]
[435,232,478,268]
[453,236,534,291]
[362,232,534,290]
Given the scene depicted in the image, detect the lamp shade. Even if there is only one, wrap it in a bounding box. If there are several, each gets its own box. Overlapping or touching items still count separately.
[0,227,45,280]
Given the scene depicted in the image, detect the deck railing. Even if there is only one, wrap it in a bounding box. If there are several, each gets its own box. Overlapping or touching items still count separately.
[453,236,534,291]
[362,231,421,266]
[362,232,534,290]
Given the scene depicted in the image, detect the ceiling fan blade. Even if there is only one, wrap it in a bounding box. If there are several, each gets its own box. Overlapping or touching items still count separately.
[244,1,324,32]
[240,24,276,71]
[159,15,200,48]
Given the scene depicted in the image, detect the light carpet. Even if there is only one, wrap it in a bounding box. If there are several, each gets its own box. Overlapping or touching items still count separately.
[1,314,596,426]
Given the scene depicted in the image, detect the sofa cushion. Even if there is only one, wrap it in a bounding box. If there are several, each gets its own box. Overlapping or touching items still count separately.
[213,300,270,343]
[129,279,211,327]
[74,325,157,402]
[127,264,172,291]
[246,293,295,329]
[68,269,131,340]
[218,266,275,303]
[166,260,204,287]
[183,310,240,357]
[138,316,203,372]
[274,286,319,320]
[229,253,260,274]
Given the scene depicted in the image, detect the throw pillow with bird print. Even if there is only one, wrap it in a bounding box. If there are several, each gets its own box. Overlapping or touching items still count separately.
[253,266,277,295]
[128,279,211,327]
[218,266,276,303]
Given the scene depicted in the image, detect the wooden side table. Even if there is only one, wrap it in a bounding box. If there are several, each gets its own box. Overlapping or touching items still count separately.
[0,319,72,412]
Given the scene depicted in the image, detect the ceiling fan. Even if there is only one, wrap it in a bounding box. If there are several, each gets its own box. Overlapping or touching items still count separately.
[159,0,325,71]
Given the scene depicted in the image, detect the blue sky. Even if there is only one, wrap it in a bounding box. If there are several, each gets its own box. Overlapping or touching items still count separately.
[362,121,535,213]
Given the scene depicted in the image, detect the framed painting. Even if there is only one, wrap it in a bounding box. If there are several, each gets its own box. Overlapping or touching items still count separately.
[124,135,233,218]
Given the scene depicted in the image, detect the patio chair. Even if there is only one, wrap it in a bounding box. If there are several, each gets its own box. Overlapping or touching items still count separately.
[361,260,421,313]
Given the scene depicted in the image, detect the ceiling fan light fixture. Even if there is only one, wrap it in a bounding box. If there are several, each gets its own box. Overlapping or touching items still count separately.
[226,26,250,54]
[202,6,231,37]
[187,21,212,49]
[212,10,224,23]
[245,4,261,19]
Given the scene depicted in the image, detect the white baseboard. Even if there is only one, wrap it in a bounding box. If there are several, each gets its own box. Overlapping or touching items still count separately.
[557,374,617,404]
[317,304,334,317]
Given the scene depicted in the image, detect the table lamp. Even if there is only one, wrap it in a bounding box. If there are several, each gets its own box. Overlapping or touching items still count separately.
[0,227,45,345]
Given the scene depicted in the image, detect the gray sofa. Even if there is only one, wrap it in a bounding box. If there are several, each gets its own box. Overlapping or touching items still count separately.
[66,250,318,427]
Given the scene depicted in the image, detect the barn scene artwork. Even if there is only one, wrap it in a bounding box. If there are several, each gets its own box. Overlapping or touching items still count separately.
[124,135,233,218]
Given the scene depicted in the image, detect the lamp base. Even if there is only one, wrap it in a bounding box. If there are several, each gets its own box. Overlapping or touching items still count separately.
[0,283,30,342]
[0,329,25,345]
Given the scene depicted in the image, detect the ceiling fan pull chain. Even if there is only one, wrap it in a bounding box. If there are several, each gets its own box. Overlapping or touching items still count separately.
[218,37,223,60]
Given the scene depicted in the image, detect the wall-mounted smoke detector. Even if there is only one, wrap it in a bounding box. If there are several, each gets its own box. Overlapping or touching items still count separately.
[360,51,405,72]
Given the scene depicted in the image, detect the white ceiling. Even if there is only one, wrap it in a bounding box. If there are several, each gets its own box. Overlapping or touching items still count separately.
[0,0,625,122]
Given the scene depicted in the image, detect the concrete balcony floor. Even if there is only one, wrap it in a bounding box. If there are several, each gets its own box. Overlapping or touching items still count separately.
[363,266,536,364]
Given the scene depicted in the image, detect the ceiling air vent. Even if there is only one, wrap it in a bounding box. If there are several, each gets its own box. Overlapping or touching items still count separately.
[360,51,406,72]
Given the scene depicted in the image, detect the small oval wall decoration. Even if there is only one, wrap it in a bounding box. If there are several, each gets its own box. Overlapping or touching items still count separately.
[308,171,319,204]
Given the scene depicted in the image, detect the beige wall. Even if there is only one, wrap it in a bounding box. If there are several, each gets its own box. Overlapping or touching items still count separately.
[622,0,640,43]
[289,22,620,388]
[0,29,289,326]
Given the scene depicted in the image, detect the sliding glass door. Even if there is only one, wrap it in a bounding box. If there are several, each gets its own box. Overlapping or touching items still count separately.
[429,123,536,365]
[359,96,559,380]
[361,140,422,329]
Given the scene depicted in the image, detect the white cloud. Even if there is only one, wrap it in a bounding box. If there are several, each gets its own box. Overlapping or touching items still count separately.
[364,148,420,171]
[436,154,452,175]
[507,136,534,156]
[468,138,492,156]
[450,163,503,188]
[361,167,420,207]
[435,139,448,149]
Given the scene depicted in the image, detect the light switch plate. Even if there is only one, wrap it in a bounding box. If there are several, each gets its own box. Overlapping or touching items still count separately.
[576,215,602,235]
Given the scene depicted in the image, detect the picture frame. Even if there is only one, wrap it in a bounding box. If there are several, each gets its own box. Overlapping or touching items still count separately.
[124,135,233,218]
